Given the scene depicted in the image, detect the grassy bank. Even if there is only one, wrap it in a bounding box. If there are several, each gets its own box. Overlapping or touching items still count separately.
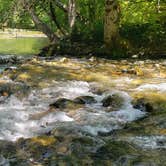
[0,29,49,55]
[0,37,49,55]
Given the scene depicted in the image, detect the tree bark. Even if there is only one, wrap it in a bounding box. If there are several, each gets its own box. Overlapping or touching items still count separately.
[68,0,76,31]
[104,0,120,51]
[55,0,86,23]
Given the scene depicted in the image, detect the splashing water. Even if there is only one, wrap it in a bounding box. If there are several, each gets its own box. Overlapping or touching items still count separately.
[0,80,146,141]
[79,91,145,135]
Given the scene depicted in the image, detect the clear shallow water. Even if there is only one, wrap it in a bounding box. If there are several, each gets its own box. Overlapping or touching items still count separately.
[0,79,146,141]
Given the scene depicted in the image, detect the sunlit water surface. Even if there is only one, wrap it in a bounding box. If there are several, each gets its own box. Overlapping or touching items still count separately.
[0,57,165,152]
[0,79,146,141]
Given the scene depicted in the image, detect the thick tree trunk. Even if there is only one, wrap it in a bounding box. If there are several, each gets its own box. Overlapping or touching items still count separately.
[104,0,120,51]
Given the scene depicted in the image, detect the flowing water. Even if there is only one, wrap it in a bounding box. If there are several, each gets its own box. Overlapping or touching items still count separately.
[0,79,147,141]
[0,56,166,165]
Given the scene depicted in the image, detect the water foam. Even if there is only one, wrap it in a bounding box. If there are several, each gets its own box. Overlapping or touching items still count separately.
[76,91,145,135]
[0,81,90,141]
[0,81,145,141]
[136,83,166,92]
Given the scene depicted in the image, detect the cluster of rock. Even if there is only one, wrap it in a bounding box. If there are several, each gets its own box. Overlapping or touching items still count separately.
[49,93,124,112]
[0,56,20,64]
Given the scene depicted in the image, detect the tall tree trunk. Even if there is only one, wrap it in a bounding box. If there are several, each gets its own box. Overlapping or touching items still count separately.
[104,0,120,51]
[68,0,76,32]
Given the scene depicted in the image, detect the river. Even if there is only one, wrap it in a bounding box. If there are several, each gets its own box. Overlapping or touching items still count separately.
[0,48,166,165]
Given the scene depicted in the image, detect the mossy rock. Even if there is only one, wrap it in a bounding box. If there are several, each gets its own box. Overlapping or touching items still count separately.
[49,98,83,111]
[15,136,58,161]
[102,94,124,111]
[116,112,166,136]
[73,96,97,104]
[132,92,166,114]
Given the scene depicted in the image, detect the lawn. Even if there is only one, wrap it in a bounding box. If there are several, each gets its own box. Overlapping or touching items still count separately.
[0,37,49,55]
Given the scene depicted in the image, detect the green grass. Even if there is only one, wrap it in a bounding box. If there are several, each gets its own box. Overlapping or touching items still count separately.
[0,37,49,55]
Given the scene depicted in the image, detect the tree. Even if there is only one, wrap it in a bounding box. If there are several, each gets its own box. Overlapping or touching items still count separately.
[104,0,121,51]
[0,0,165,56]
[68,0,76,31]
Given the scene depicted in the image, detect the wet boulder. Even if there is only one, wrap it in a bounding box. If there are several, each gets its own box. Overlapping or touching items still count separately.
[133,98,153,112]
[102,94,124,111]
[73,96,97,104]
[132,94,166,114]
[49,98,83,110]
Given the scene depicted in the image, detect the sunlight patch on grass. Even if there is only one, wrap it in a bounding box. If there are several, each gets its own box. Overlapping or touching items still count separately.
[0,37,49,55]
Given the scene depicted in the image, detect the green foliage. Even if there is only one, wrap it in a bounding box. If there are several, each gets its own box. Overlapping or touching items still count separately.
[69,0,104,42]
[0,0,165,54]
[119,0,166,50]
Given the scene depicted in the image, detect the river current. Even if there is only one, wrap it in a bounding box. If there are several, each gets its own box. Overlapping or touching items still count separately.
[0,56,166,165]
